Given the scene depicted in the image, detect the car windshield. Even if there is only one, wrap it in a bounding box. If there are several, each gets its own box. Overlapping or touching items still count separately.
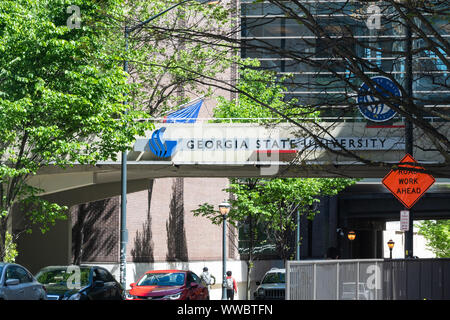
[262,272,285,284]
[137,272,185,286]
[36,267,90,288]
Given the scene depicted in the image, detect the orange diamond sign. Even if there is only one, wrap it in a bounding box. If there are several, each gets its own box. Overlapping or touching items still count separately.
[382,154,435,209]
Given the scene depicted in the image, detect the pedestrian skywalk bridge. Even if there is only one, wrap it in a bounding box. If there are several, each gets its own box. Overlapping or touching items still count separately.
[29,121,449,203]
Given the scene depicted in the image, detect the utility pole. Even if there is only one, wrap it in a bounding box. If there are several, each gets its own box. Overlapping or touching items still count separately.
[296,208,300,260]
[404,10,414,259]
[119,25,129,291]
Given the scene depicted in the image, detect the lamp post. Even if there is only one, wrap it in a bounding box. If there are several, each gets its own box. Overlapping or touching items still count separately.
[348,231,356,258]
[387,239,395,259]
[219,201,231,300]
[119,0,220,290]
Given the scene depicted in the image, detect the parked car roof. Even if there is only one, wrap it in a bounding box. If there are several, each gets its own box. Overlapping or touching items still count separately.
[144,269,188,274]
[37,265,95,269]
[0,262,19,266]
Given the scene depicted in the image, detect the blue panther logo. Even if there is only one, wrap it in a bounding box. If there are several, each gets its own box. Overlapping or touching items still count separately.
[148,127,177,158]
[357,76,401,122]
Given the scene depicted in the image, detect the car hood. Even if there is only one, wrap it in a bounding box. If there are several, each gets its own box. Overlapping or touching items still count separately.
[258,283,286,290]
[130,285,184,297]
[44,285,80,299]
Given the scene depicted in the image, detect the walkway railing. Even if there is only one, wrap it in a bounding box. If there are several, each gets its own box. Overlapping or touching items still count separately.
[286,258,450,300]
[134,116,443,124]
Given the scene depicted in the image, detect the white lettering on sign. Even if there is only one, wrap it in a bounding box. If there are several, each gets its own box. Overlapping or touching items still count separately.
[182,137,403,151]
[134,137,404,152]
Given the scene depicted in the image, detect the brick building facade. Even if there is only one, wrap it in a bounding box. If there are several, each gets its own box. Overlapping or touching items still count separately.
[70,177,238,264]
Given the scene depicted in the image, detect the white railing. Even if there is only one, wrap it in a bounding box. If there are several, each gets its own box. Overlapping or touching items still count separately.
[286,259,385,300]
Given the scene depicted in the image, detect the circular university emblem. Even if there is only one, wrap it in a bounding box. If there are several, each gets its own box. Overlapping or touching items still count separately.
[357,76,401,122]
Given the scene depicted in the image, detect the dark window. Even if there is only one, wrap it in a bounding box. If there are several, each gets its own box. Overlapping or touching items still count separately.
[189,272,200,284]
[262,272,285,284]
[36,267,91,288]
[6,266,32,283]
[94,268,113,282]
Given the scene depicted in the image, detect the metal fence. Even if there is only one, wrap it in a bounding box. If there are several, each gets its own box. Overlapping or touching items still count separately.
[286,259,450,300]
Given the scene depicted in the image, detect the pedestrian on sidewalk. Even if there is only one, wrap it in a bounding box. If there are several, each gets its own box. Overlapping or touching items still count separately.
[200,267,216,294]
[225,270,237,300]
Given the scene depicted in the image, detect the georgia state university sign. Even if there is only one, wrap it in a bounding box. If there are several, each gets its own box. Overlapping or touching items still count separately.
[133,127,404,156]
[148,127,178,158]
[357,76,401,122]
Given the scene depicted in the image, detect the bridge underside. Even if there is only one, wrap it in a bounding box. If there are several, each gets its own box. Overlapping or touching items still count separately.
[30,122,450,205]
[32,161,449,207]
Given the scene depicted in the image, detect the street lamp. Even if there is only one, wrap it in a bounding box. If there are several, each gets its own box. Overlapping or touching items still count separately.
[387,239,395,259]
[347,231,356,258]
[347,230,356,241]
[120,0,221,290]
[218,201,230,300]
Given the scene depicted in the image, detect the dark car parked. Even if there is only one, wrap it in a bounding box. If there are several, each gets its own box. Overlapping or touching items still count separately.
[35,265,123,300]
[0,262,47,300]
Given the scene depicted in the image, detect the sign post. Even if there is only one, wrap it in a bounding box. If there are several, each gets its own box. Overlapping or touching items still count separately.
[382,154,435,257]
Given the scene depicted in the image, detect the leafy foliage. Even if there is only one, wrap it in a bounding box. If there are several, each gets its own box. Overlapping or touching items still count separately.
[3,232,17,263]
[122,0,235,116]
[213,59,318,123]
[0,0,150,259]
[193,177,355,259]
[417,220,450,258]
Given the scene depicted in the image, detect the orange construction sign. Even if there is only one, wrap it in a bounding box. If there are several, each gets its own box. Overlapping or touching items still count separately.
[382,154,435,209]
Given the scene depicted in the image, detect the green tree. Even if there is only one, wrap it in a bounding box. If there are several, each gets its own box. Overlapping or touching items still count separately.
[193,177,355,299]
[213,59,317,123]
[194,177,355,259]
[0,0,150,260]
[417,220,450,258]
[122,0,235,116]
[3,232,18,263]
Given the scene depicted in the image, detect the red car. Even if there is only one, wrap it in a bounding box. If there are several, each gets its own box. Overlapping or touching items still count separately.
[126,270,209,300]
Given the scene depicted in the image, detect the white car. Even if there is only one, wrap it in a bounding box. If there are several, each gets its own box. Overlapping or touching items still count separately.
[254,268,286,300]
[0,263,47,300]
[341,282,371,300]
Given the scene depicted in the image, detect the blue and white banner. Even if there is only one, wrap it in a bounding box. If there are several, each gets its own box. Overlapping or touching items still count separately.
[163,99,203,123]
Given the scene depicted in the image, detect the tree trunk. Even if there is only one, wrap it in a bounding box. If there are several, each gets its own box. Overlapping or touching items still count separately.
[73,204,88,265]
[0,217,7,261]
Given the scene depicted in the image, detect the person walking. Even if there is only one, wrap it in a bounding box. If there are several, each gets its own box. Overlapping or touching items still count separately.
[200,267,216,294]
[225,270,237,300]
